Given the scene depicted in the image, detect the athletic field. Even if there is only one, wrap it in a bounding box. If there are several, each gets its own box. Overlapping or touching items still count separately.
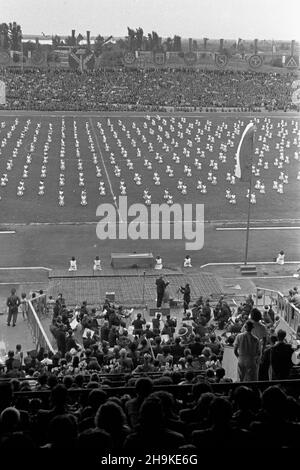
[0,111,299,270]
[0,112,299,224]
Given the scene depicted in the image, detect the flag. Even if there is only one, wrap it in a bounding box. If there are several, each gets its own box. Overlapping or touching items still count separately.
[234,122,255,181]
[103,35,116,45]
[77,33,84,44]
[83,52,95,70]
[68,51,80,69]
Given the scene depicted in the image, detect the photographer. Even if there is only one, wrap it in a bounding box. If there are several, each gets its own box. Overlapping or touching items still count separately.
[180,283,191,313]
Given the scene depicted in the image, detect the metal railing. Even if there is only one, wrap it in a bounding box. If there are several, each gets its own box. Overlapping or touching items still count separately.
[27,297,55,354]
[256,287,300,336]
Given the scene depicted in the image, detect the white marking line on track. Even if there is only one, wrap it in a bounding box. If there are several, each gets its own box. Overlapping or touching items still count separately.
[89,118,124,223]
[200,261,300,268]
[224,276,296,280]
[0,267,52,271]
[0,217,298,227]
[0,231,16,234]
[216,226,300,231]
[0,281,46,285]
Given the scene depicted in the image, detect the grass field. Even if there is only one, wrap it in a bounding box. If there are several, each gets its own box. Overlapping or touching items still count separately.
[0,113,299,226]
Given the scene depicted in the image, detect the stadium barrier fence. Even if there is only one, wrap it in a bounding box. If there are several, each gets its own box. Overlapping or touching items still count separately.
[256,287,300,337]
[27,297,55,354]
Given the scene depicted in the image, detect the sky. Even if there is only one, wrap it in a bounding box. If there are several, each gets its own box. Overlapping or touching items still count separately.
[1,0,299,40]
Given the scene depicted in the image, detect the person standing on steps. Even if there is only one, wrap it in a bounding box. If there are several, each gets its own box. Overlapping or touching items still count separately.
[234,320,261,382]
[180,283,191,313]
[7,288,21,327]
[156,275,169,308]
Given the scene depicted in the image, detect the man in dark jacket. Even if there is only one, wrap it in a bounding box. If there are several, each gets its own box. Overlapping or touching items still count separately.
[100,321,110,342]
[271,329,293,380]
[53,324,67,357]
[156,275,169,308]
[180,283,191,313]
[7,288,21,327]
[201,300,212,325]
[162,314,177,339]
[170,337,184,363]
[65,330,80,352]
[132,313,146,336]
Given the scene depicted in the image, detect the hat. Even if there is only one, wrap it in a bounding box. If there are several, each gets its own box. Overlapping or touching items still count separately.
[177,327,188,337]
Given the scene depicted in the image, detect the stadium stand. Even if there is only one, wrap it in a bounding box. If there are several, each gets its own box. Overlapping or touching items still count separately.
[1,283,300,450]
[1,68,298,111]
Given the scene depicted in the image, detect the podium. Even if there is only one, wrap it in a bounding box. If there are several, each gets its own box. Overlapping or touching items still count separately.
[111,252,154,269]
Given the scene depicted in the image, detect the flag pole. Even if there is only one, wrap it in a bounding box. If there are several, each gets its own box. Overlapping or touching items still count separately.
[244,122,255,265]
[244,170,253,265]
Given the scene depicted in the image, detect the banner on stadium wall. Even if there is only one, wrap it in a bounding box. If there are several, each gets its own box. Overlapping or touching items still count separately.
[0,51,10,65]
[215,53,228,68]
[285,56,299,68]
[153,52,166,65]
[69,49,95,70]
[136,51,153,65]
[248,54,263,68]
[196,51,215,64]
[31,51,46,66]
[184,52,197,65]
[82,53,95,70]
[0,81,6,105]
[69,50,81,69]
[166,52,182,64]
[123,51,136,64]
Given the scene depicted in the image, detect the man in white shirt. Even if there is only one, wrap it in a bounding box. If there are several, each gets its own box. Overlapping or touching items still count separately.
[242,308,267,353]
[40,352,53,366]
[250,308,268,353]
[234,320,261,382]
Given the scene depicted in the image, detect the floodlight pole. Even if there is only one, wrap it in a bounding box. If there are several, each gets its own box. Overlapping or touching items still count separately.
[244,173,253,265]
[21,40,24,72]
[244,123,256,265]
[142,270,146,304]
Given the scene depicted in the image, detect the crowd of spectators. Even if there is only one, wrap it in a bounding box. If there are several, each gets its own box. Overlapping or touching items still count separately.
[1,290,297,384]
[1,288,300,452]
[0,376,300,451]
[0,68,297,111]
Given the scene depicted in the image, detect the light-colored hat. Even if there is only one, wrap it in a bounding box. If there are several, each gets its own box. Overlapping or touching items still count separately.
[177,327,188,337]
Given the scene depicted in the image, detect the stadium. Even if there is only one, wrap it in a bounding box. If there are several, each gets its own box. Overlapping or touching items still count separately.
[0,1,300,455]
